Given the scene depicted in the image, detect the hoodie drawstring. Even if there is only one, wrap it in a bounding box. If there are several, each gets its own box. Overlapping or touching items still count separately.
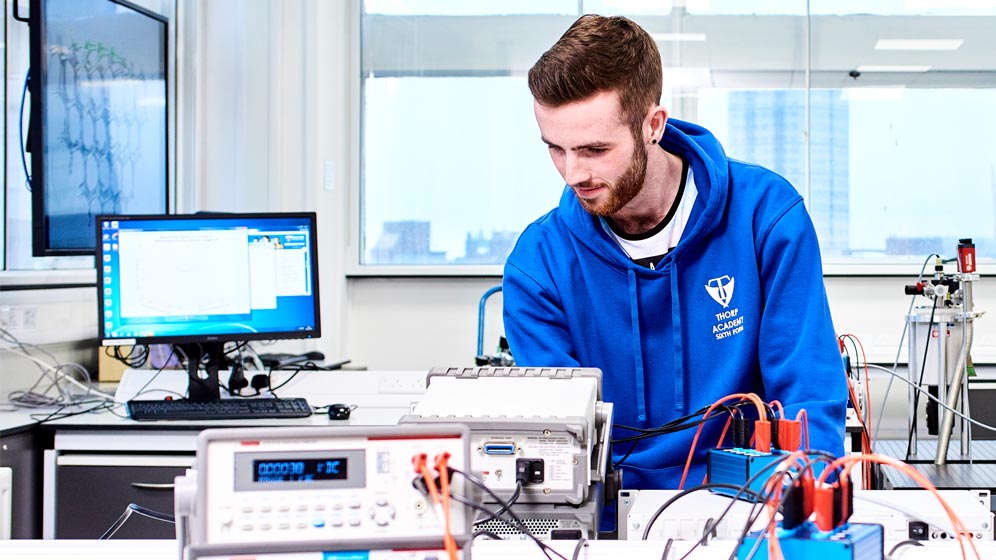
[627,268,648,422]
[670,260,685,412]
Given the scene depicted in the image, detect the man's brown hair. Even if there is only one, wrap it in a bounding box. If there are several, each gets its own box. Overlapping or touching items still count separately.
[528,14,662,135]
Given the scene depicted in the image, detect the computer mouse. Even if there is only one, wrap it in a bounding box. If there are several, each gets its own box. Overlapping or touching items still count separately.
[328,403,351,420]
[304,351,325,361]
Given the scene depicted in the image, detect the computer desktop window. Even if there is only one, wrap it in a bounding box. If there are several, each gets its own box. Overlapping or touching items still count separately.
[98,214,319,344]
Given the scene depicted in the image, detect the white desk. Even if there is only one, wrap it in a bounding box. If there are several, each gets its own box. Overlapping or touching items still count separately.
[39,369,429,539]
[3,538,996,560]
[0,409,41,434]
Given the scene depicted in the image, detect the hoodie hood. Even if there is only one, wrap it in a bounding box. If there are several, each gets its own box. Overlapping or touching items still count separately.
[556,119,730,418]
[559,118,730,268]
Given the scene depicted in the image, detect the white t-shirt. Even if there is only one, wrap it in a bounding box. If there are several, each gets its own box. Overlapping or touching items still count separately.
[604,159,697,270]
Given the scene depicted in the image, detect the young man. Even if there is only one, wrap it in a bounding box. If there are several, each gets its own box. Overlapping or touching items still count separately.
[503,14,847,491]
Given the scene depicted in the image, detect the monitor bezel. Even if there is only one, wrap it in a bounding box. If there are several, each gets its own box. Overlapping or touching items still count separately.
[30,0,170,256]
[95,212,322,347]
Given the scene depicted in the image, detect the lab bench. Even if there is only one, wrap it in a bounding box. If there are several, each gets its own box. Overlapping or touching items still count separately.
[3,369,428,540]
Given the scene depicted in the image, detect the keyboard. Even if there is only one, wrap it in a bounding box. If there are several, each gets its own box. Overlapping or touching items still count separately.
[127,398,313,421]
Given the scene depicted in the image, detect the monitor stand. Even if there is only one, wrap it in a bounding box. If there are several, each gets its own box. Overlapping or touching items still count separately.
[180,342,224,402]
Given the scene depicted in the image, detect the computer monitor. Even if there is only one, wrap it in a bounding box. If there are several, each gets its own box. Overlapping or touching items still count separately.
[96,212,321,401]
[30,0,169,256]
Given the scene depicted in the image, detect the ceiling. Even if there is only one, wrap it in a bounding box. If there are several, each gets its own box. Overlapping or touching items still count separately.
[362,12,996,88]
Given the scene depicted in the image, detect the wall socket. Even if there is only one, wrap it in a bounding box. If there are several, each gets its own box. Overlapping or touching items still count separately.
[0,305,38,332]
[0,286,95,345]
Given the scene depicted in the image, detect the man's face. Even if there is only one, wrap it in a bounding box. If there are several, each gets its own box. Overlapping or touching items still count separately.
[534,90,647,217]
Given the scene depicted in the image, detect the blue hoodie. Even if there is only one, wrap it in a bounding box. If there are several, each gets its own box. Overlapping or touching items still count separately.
[503,119,847,491]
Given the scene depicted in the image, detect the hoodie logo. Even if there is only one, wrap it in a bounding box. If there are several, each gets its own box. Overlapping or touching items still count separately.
[705,275,735,308]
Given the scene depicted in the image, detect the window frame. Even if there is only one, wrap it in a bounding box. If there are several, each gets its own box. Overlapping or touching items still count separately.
[350,3,996,277]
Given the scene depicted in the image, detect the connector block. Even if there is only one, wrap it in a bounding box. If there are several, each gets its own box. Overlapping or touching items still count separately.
[736,522,883,560]
[777,419,802,452]
[814,479,852,532]
[753,420,780,452]
[707,448,783,498]
[707,449,826,500]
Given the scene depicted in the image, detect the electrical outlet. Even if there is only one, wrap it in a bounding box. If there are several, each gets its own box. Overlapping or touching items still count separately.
[377,372,427,394]
[0,305,38,332]
[0,287,94,345]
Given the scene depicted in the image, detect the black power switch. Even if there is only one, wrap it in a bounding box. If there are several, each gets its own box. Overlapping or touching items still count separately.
[908,521,929,540]
[516,458,545,484]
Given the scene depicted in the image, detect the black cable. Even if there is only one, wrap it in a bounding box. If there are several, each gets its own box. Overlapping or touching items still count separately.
[613,412,718,442]
[450,491,558,558]
[447,467,567,560]
[475,480,522,525]
[734,454,838,560]
[661,538,674,560]
[265,360,349,395]
[905,299,937,461]
[612,404,724,440]
[738,520,768,560]
[29,400,118,423]
[472,529,503,540]
[842,336,861,379]
[267,365,310,394]
[447,491,501,519]
[641,483,764,541]
[105,345,148,368]
[570,537,587,560]
[702,517,717,541]
[901,253,942,458]
[612,404,733,468]
[127,347,184,403]
[19,68,31,191]
[721,452,839,560]
[887,539,924,558]
[729,484,783,560]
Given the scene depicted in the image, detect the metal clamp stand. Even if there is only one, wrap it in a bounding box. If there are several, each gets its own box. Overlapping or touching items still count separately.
[904,239,984,464]
[935,275,980,464]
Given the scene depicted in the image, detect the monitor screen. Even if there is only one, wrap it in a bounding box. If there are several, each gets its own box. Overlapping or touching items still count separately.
[30,0,169,256]
[97,213,321,347]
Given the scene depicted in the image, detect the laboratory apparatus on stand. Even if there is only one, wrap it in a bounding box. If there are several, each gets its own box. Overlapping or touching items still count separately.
[905,239,984,464]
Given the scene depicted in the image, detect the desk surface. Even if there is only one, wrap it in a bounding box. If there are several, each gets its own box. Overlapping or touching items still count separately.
[0,409,40,435]
[1,369,428,436]
[3,538,994,560]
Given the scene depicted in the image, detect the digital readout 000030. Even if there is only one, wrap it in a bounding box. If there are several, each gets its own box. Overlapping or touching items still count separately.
[252,458,349,482]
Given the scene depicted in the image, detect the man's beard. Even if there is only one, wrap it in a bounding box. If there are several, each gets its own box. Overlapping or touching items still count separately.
[573,141,648,217]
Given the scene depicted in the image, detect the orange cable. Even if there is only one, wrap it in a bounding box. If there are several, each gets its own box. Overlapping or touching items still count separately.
[793,409,810,451]
[844,376,873,487]
[679,393,767,489]
[819,454,980,560]
[840,333,874,451]
[434,453,458,560]
[760,450,811,560]
[415,455,442,507]
[843,333,874,439]
[701,412,737,485]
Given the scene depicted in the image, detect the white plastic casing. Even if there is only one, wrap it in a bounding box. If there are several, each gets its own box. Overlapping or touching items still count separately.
[190,426,470,546]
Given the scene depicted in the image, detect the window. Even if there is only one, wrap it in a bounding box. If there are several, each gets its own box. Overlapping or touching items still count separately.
[359,0,996,272]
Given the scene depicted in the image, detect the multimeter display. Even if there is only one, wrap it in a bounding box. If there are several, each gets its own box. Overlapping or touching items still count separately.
[253,458,348,482]
[235,449,365,491]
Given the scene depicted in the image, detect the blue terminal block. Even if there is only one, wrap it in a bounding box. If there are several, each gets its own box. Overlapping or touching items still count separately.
[736,522,884,560]
[707,448,825,499]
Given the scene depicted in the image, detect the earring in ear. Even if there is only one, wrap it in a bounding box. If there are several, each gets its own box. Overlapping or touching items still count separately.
[651,139,658,144]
